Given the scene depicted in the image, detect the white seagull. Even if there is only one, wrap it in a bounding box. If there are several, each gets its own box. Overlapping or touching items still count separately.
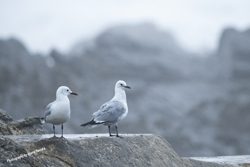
[43,86,77,139]
[81,80,131,137]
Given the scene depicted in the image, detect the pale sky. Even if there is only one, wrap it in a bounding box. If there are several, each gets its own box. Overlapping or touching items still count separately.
[0,0,250,54]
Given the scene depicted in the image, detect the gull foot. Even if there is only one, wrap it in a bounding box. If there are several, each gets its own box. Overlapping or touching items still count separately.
[116,135,123,138]
[49,136,60,140]
[59,136,67,141]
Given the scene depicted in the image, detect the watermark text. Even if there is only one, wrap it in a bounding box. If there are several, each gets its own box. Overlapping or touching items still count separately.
[7,147,46,163]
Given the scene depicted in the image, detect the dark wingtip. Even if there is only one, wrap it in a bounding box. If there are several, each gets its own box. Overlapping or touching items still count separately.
[40,117,45,124]
[81,119,99,127]
[80,122,89,127]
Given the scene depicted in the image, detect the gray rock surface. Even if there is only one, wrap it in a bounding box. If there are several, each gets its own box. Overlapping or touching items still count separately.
[0,109,13,135]
[7,116,45,135]
[0,109,13,123]
[191,156,250,167]
[0,134,234,167]
[0,109,45,135]
[0,111,247,167]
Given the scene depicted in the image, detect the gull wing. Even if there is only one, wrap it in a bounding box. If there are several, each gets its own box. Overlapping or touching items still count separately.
[44,101,54,122]
[93,101,126,123]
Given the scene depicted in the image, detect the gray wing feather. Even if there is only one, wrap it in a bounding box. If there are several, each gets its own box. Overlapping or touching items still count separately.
[44,102,54,122]
[93,101,126,123]
[93,101,109,116]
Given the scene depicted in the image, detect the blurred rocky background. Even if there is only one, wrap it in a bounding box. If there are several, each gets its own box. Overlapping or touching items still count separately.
[1,23,250,157]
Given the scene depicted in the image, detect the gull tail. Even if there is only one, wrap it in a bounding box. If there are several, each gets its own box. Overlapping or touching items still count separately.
[80,119,102,129]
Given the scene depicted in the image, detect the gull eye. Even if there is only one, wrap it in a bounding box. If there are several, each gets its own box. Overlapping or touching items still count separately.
[120,83,123,86]
[67,89,69,91]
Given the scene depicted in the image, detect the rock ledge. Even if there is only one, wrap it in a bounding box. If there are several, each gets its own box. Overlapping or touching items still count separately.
[1,134,235,167]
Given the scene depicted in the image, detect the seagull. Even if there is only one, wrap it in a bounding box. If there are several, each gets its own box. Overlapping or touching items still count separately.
[43,86,77,139]
[81,80,131,137]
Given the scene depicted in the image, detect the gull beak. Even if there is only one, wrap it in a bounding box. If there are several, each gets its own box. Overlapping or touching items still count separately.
[71,92,78,96]
[123,86,131,89]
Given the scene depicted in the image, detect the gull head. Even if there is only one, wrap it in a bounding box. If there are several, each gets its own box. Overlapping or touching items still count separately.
[57,86,78,96]
[115,80,131,90]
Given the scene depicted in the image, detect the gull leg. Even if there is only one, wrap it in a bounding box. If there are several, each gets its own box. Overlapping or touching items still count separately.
[115,125,123,138]
[60,124,66,140]
[61,124,63,137]
[53,124,56,137]
[50,124,59,140]
[108,125,115,137]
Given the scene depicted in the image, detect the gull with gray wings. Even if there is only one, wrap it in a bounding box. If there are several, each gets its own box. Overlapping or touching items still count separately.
[42,86,77,139]
[81,80,130,137]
